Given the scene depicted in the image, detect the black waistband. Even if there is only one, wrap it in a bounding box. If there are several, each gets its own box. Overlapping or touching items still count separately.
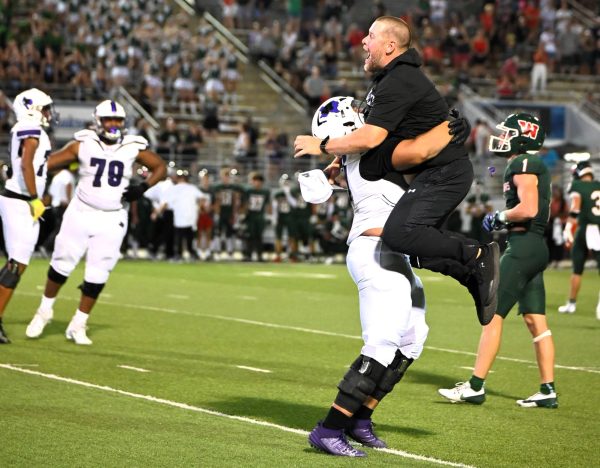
[1,189,34,201]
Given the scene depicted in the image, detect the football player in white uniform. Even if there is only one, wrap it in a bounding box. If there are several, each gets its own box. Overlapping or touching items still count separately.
[25,100,166,345]
[303,97,464,457]
[0,88,54,344]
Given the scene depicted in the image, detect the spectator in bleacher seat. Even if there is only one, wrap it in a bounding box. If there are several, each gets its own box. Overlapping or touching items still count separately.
[530,42,549,96]
[202,95,220,138]
[236,0,253,30]
[181,123,204,158]
[554,0,573,34]
[174,59,198,115]
[221,46,240,107]
[303,65,328,115]
[0,90,10,132]
[470,28,490,78]
[557,19,581,74]
[539,25,557,73]
[234,121,252,163]
[203,60,225,104]
[496,73,517,99]
[345,22,365,75]
[222,0,238,30]
[141,63,165,116]
[157,116,181,160]
[321,39,338,80]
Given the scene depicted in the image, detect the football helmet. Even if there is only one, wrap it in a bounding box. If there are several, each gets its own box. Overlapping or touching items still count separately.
[93,100,126,142]
[571,161,594,180]
[13,88,55,127]
[488,113,545,156]
[311,96,364,140]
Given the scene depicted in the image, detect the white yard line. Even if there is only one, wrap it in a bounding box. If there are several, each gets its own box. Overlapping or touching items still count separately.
[235,365,272,373]
[166,294,189,300]
[16,291,600,375]
[0,363,475,468]
[117,365,151,373]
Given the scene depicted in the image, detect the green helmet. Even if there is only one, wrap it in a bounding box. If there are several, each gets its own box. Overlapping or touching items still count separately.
[571,161,594,180]
[488,113,545,156]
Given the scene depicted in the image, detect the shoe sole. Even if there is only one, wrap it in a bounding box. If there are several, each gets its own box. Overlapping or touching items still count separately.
[516,400,558,408]
[65,330,92,345]
[438,390,486,405]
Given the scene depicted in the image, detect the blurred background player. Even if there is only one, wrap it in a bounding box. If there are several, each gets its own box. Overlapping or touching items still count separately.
[272,174,293,262]
[213,168,242,259]
[0,88,54,344]
[25,100,166,345]
[242,172,270,262]
[439,113,557,409]
[558,160,600,317]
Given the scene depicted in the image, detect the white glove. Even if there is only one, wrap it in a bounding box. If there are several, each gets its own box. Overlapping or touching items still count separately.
[563,222,574,245]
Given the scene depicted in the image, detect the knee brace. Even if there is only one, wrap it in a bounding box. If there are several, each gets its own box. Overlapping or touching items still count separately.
[78,281,105,299]
[371,350,414,402]
[334,355,386,415]
[0,260,21,289]
[48,266,68,285]
[533,329,552,343]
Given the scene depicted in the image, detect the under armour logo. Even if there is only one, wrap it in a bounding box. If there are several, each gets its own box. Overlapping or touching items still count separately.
[407,189,416,193]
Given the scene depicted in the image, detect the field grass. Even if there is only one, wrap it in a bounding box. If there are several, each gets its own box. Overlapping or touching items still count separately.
[1,259,598,467]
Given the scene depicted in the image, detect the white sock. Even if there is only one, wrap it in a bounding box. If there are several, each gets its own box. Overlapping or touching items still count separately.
[39,295,56,313]
[71,310,89,328]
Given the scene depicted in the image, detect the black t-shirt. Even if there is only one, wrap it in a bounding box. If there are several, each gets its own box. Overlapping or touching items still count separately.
[362,48,466,174]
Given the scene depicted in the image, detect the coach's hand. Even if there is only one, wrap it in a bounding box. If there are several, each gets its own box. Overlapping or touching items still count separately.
[123,182,149,202]
[28,198,46,222]
[482,211,507,232]
[294,135,321,158]
[448,109,471,146]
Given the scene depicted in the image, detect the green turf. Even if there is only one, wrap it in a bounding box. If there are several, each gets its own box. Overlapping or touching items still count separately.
[1,259,598,467]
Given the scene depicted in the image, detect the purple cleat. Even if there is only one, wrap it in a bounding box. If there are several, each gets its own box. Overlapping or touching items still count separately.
[308,422,367,457]
[346,418,387,448]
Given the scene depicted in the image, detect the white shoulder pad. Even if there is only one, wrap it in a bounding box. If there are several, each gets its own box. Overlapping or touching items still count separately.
[74,129,99,142]
[122,134,149,151]
[12,121,43,139]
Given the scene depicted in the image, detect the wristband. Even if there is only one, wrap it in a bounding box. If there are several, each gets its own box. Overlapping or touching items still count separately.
[320,136,331,155]
[568,211,580,218]
[498,211,508,223]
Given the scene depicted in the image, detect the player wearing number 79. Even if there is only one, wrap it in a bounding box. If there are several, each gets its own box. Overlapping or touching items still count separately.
[26,100,166,345]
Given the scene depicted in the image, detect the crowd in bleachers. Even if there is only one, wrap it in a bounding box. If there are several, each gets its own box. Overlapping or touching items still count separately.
[230,0,600,104]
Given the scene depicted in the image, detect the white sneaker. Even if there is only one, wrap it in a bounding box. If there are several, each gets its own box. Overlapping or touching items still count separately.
[65,325,92,345]
[25,308,53,338]
[438,381,486,404]
[558,302,576,314]
[516,391,558,408]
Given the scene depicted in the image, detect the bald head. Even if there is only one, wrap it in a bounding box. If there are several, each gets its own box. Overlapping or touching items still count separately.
[374,16,412,50]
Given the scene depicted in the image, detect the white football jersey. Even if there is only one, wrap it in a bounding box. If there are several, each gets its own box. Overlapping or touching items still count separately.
[74,130,147,210]
[5,121,52,197]
[343,153,404,245]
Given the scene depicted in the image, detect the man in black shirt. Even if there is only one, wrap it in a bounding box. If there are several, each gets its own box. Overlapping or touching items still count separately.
[294,16,499,325]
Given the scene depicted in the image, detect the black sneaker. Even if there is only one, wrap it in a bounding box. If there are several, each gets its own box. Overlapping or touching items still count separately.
[0,319,11,344]
[468,242,500,326]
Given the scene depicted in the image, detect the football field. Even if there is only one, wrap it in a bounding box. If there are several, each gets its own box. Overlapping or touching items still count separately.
[1,259,598,467]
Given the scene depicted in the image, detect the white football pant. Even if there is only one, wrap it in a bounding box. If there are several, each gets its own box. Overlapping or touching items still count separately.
[0,196,40,264]
[346,236,428,367]
[51,197,128,283]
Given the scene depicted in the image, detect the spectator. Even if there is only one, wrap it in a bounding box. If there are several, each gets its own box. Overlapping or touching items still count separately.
[530,42,549,96]
[303,65,328,115]
[157,117,181,160]
[202,95,220,138]
[470,28,490,77]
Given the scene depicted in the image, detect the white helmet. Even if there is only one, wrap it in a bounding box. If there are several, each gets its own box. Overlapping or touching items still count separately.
[13,88,54,127]
[93,100,127,142]
[311,96,364,140]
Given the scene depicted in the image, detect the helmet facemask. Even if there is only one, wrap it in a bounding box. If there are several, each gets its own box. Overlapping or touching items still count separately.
[93,100,127,143]
[488,123,518,154]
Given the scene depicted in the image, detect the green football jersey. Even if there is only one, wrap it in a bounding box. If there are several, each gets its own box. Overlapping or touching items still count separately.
[213,183,241,212]
[503,153,551,235]
[273,189,292,215]
[244,187,270,215]
[290,187,312,220]
[569,179,600,226]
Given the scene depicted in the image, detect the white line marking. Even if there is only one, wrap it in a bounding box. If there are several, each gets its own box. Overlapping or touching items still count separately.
[118,365,150,373]
[0,364,475,468]
[166,294,189,300]
[252,271,337,279]
[7,363,39,367]
[235,365,272,373]
[459,366,494,374]
[16,291,600,375]
[239,296,258,300]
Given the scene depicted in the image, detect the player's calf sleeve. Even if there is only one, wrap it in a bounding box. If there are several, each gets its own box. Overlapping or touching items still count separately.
[0,260,21,289]
[371,350,414,402]
[334,355,386,415]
